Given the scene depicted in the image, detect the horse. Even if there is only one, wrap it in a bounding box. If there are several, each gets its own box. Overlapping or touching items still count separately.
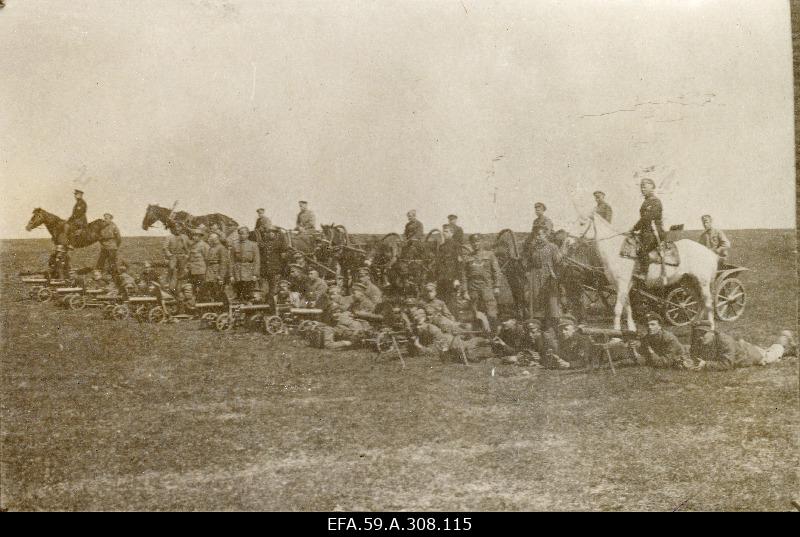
[141,204,239,236]
[25,208,109,249]
[568,213,718,331]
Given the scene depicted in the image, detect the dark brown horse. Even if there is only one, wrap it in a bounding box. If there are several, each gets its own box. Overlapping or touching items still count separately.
[141,204,239,236]
[25,208,110,248]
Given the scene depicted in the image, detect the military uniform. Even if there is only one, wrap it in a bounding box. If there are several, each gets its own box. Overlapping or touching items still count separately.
[526,238,563,324]
[435,237,462,308]
[304,275,329,306]
[230,237,260,299]
[205,243,230,283]
[530,215,554,236]
[641,329,686,368]
[254,215,272,233]
[462,248,501,323]
[421,296,462,333]
[632,195,664,257]
[362,280,383,305]
[163,232,190,290]
[187,239,210,292]
[690,331,761,371]
[68,198,88,229]
[595,201,613,223]
[296,209,317,231]
[404,219,424,241]
[414,322,492,362]
[261,233,286,295]
[320,312,371,349]
[555,332,593,369]
[96,221,122,275]
[449,224,464,244]
[699,228,731,260]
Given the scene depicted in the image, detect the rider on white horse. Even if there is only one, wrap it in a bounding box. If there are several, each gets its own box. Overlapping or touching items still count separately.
[631,178,664,272]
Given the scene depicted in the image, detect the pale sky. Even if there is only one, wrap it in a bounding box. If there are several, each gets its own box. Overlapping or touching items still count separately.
[1,0,795,239]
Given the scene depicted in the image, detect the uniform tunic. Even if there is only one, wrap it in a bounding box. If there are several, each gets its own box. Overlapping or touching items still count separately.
[526,238,563,319]
[450,224,464,244]
[632,195,664,253]
[556,333,593,368]
[187,240,210,276]
[230,239,260,282]
[462,248,501,318]
[530,215,554,236]
[304,276,329,305]
[205,244,230,282]
[403,219,424,241]
[699,228,731,258]
[363,281,383,305]
[690,332,760,371]
[641,330,686,368]
[296,209,317,231]
[595,201,613,223]
[99,222,121,250]
[68,199,88,227]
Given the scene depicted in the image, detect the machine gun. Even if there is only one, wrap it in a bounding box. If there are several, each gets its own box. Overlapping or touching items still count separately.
[577,326,640,374]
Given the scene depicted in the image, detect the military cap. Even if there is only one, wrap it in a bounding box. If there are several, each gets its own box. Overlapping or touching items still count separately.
[74,189,84,195]
[640,177,656,188]
[352,282,367,290]
[692,320,714,332]
[103,213,113,219]
[403,297,419,306]
[558,314,577,328]
[448,214,458,220]
[423,282,437,291]
[701,214,712,221]
[356,266,371,275]
[292,251,304,258]
[238,226,249,233]
[407,209,416,217]
[278,279,291,286]
[181,283,194,291]
[257,208,265,213]
[593,191,605,196]
[526,318,542,328]
[299,200,308,204]
[55,244,67,252]
[534,202,546,210]
[468,233,481,243]
[288,263,305,271]
[645,312,663,324]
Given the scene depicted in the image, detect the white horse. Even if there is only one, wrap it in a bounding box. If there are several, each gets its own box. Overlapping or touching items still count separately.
[569,213,719,331]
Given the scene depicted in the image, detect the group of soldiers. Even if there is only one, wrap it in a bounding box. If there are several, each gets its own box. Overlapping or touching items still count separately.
[50,180,791,372]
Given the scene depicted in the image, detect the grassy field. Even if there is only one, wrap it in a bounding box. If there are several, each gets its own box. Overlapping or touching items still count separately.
[0,230,797,511]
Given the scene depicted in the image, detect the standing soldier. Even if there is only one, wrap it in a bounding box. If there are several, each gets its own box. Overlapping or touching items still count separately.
[404,210,424,241]
[64,189,88,239]
[254,208,272,234]
[163,226,190,292]
[446,214,464,244]
[530,202,553,238]
[593,191,613,223]
[435,226,463,313]
[96,213,122,276]
[631,177,664,271]
[462,234,501,332]
[230,226,260,300]
[48,244,71,280]
[186,229,210,296]
[204,232,230,300]
[295,200,317,232]
[525,225,565,330]
[262,227,286,296]
[699,214,731,263]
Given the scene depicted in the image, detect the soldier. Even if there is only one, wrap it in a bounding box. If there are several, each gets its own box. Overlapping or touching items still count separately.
[403,210,424,241]
[550,315,588,369]
[631,177,664,271]
[446,214,464,244]
[435,226,463,312]
[287,263,307,295]
[410,307,492,362]
[186,229,210,295]
[317,303,372,350]
[633,312,687,368]
[290,251,308,271]
[356,267,383,305]
[530,202,553,237]
[462,234,501,332]
[116,262,137,295]
[208,223,229,247]
[254,208,272,234]
[64,189,88,238]
[205,233,230,301]
[303,268,328,307]
[525,225,565,330]
[295,200,317,232]
[230,226,260,300]
[686,321,784,371]
[350,282,377,314]
[261,227,286,296]
[276,279,302,308]
[96,213,122,276]
[48,244,70,280]
[593,191,613,223]
[420,282,461,334]
[163,226,190,292]
[493,318,557,367]
[699,214,731,263]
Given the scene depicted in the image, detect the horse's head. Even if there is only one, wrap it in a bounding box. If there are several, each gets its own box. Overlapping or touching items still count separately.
[26,208,46,231]
[142,204,161,230]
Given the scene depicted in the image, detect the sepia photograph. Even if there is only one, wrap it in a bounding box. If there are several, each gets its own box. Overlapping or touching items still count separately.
[0,0,797,514]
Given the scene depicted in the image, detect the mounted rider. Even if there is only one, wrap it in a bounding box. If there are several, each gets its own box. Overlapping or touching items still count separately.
[530,202,553,239]
[63,189,88,240]
[631,177,665,271]
[593,191,613,223]
[403,210,424,242]
[295,201,317,232]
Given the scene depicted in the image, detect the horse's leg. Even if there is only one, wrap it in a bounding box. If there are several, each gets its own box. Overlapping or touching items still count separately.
[612,279,632,331]
[699,279,715,330]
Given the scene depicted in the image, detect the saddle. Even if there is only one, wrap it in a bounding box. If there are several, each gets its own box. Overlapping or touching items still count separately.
[620,236,680,267]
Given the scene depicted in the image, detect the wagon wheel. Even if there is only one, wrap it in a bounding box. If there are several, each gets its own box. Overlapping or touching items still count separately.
[373,330,396,353]
[201,312,218,328]
[247,313,265,331]
[425,228,443,256]
[111,304,130,320]
[103,304,116,318]
[715,277,746,322]
[263,315,284,335]
[67,294,86,311]
[494,228,522,273]
[148,306,168,324]
[37,287,53,303]
[29,285,43,299]
[664,284,702,326]
[215,313,233,331]
[380,232,403,258]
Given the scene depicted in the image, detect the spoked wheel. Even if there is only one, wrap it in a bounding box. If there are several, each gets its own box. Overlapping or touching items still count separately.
[263,315,284,335]
[37,287,53,303]
[67,294,86,311]
[111,304,130,320]
[715,278,746,322]
[133,305,149,320]
[148,306,168,324]
[373,330,396,353]
[247,313,265,331]
[103,304,117,318]
[200,312,218,328]
[29,285,43,299]
[664,284,703,326]
[215,313,233,331]
[297,319,319,333]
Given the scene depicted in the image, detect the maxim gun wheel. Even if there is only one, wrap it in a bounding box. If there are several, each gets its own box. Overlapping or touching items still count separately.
[111,304,130,320]
[200,312,218,328]
[263,315,284,335]
[37,287,53,303]
[148,306,168,324]
[715,277,746,322]
[67,294,86,311]
[215,313,233,331]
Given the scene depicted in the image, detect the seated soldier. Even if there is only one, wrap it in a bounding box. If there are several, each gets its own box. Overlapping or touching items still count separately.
[356,267,383,305]
[685,321,784,371]
[420,282,463,334]
[117,263,137,294]
[493,318,558,367]
[303,269,328,307]
[275,279,302,309]
[409,307,492,363]
[287,263,307,293]
[549,315,589,369]
[452,281,491,333]
[178,282,196,309]
[634,312,687,369]
[350,282,377,314]
[317,303,372,350]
